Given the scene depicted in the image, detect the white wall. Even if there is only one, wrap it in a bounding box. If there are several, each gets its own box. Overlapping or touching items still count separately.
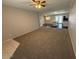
[39,15,45,26]
[3,5,40,43]
[68,3,76,54]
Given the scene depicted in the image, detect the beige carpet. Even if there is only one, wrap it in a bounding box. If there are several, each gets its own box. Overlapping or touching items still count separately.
[11,27,75,59]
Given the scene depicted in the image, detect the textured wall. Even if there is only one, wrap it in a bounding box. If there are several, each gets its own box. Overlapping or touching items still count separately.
[69,2,76,54]
[3,5,40,42]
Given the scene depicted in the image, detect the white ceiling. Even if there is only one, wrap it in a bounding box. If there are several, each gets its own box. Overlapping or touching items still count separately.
[3,0,70,13]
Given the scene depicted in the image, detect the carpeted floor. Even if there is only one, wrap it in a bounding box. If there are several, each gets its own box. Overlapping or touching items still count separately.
[11,27,75,59]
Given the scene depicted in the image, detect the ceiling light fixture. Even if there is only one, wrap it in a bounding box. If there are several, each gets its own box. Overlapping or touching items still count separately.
[44,15,51,20]
[35,4,42,8]
[38,4,42,8]
[31,0,46,9]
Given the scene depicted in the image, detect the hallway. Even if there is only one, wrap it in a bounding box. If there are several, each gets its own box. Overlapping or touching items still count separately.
[11,27,75,59]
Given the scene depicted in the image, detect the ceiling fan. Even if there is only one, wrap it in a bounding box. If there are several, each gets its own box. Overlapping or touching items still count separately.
[31,0,46,8]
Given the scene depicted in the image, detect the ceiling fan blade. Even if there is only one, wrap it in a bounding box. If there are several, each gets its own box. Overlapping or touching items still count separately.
[32,0,36,2]
[32,0,40,4]
[41,3,46,5]
[41,5,45,7]
[41,1,46,3]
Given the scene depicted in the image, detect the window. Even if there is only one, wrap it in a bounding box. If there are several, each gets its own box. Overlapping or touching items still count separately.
[55,15,63,29]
